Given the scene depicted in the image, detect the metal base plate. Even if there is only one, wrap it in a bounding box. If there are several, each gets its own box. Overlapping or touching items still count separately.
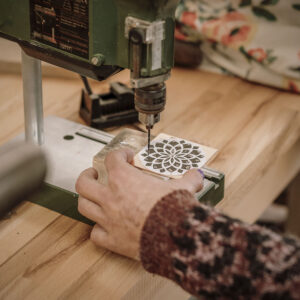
[9,116,114,193]
[3,116,224,224]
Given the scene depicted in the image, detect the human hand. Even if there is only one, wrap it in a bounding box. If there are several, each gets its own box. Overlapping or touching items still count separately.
[75,148,204,260]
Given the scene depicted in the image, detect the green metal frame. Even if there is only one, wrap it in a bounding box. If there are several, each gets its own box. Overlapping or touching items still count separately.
[27,183,94,226]
[27,176,224,226]
[0,0,178,77]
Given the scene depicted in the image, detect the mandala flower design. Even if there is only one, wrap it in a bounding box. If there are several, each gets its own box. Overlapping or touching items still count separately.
[139,138,206,176]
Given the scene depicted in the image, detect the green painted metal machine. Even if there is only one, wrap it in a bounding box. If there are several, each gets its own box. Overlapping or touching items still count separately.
[0,0,177,78]
[0,0,178,134]
[0,1,225,218]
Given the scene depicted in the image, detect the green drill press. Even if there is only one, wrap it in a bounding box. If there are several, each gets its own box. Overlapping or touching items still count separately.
[0,0,178,141]
[0,0,224,220]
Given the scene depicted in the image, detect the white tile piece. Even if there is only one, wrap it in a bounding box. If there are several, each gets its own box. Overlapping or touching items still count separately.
[134,133,218,179]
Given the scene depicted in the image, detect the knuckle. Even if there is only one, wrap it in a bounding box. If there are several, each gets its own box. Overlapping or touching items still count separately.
[77,197,87,215]
[89,167,98,178]
[75,177,84,194]
[123,147,134,160]
[105,151,115,165]
[107,169,122,185]
[90,225,107,248]
[111,168,126,180]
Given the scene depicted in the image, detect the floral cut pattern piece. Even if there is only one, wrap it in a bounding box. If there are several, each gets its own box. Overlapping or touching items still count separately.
[138,137,207,177]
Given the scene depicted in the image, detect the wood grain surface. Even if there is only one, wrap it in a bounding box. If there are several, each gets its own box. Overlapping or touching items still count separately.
[0,67,299,299]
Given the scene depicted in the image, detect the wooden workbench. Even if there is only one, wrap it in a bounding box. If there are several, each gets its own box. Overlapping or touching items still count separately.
[0,68,299,299]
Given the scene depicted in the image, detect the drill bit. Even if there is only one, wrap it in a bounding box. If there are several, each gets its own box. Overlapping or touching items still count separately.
[147,127,151,155]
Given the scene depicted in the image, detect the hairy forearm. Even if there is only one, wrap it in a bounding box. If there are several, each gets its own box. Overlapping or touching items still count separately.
[140,190,300,299]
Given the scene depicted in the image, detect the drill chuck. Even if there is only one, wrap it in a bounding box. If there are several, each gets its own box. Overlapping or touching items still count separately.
[135,83,166,128]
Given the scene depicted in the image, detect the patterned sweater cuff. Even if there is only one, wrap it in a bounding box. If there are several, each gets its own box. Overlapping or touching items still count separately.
[139,189,196,276]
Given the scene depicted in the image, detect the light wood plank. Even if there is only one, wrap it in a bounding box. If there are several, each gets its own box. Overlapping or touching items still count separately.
[0,202,59,266]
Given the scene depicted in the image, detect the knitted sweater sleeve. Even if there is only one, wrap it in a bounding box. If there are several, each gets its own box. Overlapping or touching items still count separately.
[140,190,300,299]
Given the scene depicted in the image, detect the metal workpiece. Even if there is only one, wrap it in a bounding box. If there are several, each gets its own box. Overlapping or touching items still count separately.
[21,50,44,145]
[0,141,47,218]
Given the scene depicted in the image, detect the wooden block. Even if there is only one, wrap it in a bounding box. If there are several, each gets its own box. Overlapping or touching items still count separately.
[93,128,148,184]
[134,133,217,179]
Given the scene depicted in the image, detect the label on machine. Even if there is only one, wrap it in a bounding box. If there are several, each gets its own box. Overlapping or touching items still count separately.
[30,0,89,59]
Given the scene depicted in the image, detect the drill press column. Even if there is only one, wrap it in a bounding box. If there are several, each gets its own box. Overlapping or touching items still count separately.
[21,50,44,145]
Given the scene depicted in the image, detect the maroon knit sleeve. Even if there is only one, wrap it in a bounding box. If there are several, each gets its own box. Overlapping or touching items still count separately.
[140,190,300,299]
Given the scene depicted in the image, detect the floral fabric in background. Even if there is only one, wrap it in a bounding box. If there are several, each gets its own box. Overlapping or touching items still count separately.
[175,0,300,93]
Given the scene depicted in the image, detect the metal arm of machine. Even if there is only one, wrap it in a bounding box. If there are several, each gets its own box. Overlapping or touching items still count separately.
[21,50,44,145]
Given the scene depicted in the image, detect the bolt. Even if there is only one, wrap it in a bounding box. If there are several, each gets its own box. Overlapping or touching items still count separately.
[141,68,148,76]
[91,54,105,66]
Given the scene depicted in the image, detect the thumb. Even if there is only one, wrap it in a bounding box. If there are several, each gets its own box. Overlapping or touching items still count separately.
[175,169,204,194]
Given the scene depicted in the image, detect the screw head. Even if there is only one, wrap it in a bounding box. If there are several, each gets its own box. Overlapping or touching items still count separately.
[141,68,148,76]
[91,54,105,66]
